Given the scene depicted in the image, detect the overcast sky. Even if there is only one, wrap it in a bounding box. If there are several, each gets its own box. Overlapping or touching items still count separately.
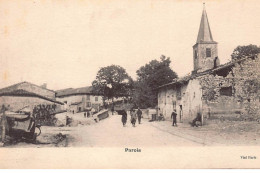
[0,0,259,90]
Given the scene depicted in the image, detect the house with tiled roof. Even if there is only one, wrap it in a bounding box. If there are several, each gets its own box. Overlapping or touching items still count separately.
[0,81,63,112]
[56,86,103,113]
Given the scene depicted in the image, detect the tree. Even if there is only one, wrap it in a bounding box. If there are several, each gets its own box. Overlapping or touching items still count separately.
[231,44,260,60]
[92,65,133,107]
[133,55,178,108]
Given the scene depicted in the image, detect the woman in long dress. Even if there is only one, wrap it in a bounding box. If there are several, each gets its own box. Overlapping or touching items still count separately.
[130,109,137,127]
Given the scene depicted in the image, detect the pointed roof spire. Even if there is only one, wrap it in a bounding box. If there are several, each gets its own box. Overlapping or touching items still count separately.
[196,3,214,43]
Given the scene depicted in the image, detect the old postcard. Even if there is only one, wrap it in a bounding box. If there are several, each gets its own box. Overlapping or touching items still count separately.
[0,0,260,169]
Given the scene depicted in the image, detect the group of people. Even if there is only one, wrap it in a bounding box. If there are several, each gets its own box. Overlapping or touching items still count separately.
[159,108,178,127]
[83,110,91,118]
[120,108,143,127]
[120,107,202,128]
[120,108,177,127]
[171,109,203,127]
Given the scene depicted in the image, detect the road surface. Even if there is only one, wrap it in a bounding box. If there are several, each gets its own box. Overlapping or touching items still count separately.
[4,113,202,147]
[67,114,201,147]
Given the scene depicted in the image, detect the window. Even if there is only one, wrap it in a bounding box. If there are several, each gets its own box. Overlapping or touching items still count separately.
[206,48,211,57]
[86,102,91,107]
[95,96,98,102]
[220,86,232,96]
[172,101,176,110]
[194,50,197,59]
[177,87,181,100]
[87,95,90,100]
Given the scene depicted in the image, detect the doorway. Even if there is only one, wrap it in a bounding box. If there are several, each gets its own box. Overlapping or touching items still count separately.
[179,105,183,123]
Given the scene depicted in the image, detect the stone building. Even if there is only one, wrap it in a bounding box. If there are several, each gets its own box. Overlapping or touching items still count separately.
[0,81,63,111]
[56,86,103,113]
[157,5,260,124]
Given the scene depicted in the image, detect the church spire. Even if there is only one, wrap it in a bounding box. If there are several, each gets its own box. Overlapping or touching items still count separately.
[196,3,214,43]
[193,3,219,72]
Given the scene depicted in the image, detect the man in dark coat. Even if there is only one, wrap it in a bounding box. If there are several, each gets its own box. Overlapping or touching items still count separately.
[136,108,142,124]
[191,112,202,127]
[87,110,90,118]
[121,110,127,127]
[171,109,177,126]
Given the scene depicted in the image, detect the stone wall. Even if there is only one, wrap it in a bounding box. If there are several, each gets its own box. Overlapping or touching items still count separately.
[198,72,244,122]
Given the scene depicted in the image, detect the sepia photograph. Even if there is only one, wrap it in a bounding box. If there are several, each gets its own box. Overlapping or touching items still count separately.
[0,0,260,169]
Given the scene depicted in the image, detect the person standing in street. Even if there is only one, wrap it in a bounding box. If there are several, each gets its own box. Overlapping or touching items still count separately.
[171,109,177,126]
[111,105,114,115]
[91,107,95,117]
[121,109,127,127]
[130,109,137,127]
[136,108,142,124]
[87,110,90,118]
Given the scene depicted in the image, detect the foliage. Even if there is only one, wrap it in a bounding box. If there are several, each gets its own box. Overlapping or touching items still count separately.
[92,65,133,102]
[132,80,157,108]
[133,55,178,108]
[231,44,260,60]
[33,104,57,126]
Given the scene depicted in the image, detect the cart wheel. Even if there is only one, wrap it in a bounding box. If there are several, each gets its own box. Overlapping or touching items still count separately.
[36,126,41,137]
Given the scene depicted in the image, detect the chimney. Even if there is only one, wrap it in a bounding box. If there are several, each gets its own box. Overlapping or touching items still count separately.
[41,83,47,89]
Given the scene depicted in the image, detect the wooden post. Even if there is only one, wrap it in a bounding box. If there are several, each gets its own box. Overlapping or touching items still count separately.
[201,106,204,126]
[1,109,6,143]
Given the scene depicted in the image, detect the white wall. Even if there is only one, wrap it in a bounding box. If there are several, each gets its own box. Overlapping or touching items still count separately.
[158,79,202,123]
[181,79,202,122]
[158,87,177,121]
[56,94,103,111]
[0,96,61,112]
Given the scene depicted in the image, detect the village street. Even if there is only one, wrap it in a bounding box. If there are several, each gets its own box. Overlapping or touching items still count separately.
[5,110,260,148]
[5,112,205,147]
[66,113,202,147]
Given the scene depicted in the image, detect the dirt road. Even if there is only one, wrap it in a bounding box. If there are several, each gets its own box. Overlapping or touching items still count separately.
[67,114,201,147]
[5,113,203,147]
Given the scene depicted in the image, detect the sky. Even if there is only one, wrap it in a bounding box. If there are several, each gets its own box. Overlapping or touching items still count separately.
[0,0,260,90]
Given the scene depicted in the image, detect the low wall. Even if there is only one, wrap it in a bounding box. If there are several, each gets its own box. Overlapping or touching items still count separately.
[96,109,109,120]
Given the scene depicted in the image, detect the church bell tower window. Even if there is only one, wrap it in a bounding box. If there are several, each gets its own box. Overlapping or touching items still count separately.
[206,48,211,57]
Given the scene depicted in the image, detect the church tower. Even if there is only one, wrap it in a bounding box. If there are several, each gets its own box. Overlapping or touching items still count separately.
[193,3,219,72]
